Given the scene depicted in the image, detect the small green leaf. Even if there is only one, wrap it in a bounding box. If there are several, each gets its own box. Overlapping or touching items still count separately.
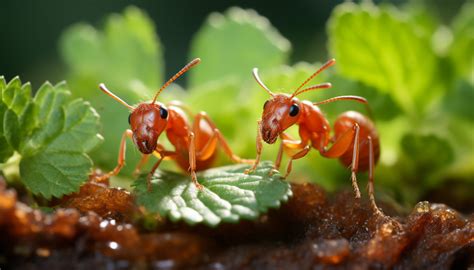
[0,77,102,199]
[328,3,441,114]
[134,162,292,227]
[189,7,291,87]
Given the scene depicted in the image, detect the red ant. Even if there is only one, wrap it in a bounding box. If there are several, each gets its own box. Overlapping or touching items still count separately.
[98,58,251,190]
[245,59,384,216]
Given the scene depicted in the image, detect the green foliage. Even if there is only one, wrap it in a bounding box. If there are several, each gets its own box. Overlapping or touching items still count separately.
[328,2,442,115]
[58,4,473,208]
[134,162,292,226]
[0,76,102,198]
[328,2,474,202]
[449,2,474,83]
[60,6,163,175]
[188,7,291,87]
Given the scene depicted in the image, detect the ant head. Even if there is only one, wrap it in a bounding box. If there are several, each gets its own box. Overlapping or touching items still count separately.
[260,94,302,144]
[99,58,201,154]
[252,59,335,144]
[129,102,168,154]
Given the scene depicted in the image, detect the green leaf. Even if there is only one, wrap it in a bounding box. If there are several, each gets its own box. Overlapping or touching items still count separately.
[60,6,163,92]
[401,133,454,173]
[443,80,474,121]
[0,77,14,162]
[20,152,93,198]
[328,3,441,115]
[449,2,474,83]
[189,7,291,87]
[60,6,163,175]
[3,109,21,150]
[0,77,103,199]
[134,162,292,227]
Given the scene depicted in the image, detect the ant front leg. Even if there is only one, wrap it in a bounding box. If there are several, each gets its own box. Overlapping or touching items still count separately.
[133,154,150,178]
[147,147,177,192]
[245,120,263,174]
[273,132,306,175]
[283,145,311,178]
[99,129,133,180]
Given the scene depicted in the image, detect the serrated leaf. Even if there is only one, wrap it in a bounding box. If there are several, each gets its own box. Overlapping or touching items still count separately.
[134,162,292,227]
[20,151,92,199]
[60,6,163,175]
[0,77,102,198]
[328,3,441,114]
[3,109,21,149]
[189,7,291,87]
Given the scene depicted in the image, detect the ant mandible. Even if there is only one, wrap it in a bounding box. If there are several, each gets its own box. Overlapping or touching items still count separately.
[245,59,384,216]
[99,58,251,190]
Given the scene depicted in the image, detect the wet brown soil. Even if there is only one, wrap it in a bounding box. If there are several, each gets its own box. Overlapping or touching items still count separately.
[0,176,472,269]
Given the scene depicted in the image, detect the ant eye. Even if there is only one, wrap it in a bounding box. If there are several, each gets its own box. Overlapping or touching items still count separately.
[289,104,299,117]
[160,107,168,119]
[263,100,269,110]
[128,113,132,124]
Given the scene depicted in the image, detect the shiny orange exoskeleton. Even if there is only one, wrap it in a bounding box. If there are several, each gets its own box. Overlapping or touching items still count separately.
[99,58,251,190]
[246,59,383,215]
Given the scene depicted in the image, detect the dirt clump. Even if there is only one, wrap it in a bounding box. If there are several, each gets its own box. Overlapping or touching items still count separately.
[0,179,472,269]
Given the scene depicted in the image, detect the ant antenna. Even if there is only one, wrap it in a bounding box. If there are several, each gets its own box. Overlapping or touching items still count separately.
[313,95,374,119]
[99,83,135,110]
[292,82,332,97]
[252,68,275,96]
[151,58,201,104]
[291,58,335,98]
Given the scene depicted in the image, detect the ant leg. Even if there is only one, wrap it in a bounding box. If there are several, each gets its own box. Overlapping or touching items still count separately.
[193,112,253,164]
[274,141,284,171]
[147,149,177,191]
[284,145,311,178]
[133,154,150,177]
[100,129,133,180]
[245,120,263,174]
[349,124,362,199]
[367,136,384,217]
[188,132,203,190]
[273,132,305,175]
[319,125,361,198]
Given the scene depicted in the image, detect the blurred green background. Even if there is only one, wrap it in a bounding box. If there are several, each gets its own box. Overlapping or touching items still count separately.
[1,0,472,212]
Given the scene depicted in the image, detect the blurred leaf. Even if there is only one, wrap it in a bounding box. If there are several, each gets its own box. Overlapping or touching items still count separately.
[189,7,291,87]
[328,3,441,115]
[134,162,292,227]
[60,6,163,92]
[444,80,474,121]
[401,133,454,173]
[449,2,474,83]
[60,6,163,175]
[0,77,102,199]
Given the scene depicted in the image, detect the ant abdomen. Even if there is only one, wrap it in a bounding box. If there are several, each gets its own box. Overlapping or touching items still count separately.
[333,111,380,171]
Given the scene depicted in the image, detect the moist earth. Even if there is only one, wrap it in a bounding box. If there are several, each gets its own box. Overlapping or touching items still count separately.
[0,176,472,269]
